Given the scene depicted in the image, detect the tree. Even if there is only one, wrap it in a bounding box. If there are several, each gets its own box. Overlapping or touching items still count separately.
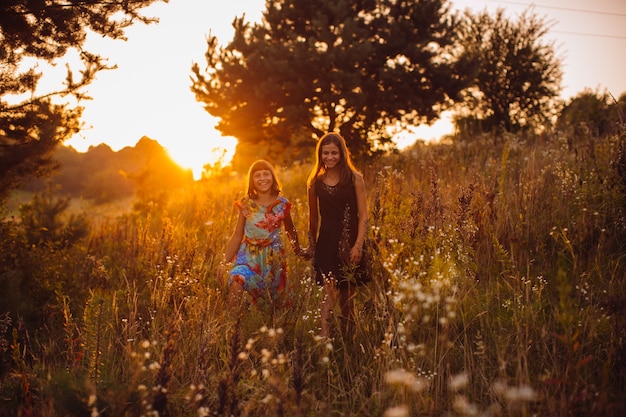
[19,184,90,248]
[557,89,618,139]
[0,0,166,205]
[456,7,562,134]
[191,0,467,170]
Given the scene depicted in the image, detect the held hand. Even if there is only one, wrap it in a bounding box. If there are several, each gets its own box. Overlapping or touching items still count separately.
[300,246,313,260]
[300,246,314,260]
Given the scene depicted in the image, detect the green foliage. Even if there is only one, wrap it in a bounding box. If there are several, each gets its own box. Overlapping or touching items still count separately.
[19,184,90,247]
[456,7,562,135]
[0,100,82,206]
[191,0,468,169]
[0,0,166,206]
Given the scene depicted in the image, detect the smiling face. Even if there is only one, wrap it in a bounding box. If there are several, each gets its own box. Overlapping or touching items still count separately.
[252,169,274,194]
[321,143,341,170]
[246,160,281,198]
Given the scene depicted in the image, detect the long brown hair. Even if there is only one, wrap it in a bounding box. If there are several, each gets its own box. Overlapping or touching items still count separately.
[247,159,281,198]
[307,133,359,188]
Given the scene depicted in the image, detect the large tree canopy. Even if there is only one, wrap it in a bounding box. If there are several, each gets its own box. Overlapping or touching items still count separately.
[456,8,562,134]
[0,0,165,205]
[191,0,467,169]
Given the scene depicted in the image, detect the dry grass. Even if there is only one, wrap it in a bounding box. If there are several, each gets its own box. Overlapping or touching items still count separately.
[1,131,625,416]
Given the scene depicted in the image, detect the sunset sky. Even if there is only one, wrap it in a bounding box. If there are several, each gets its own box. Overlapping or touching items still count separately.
[39,0,626,177]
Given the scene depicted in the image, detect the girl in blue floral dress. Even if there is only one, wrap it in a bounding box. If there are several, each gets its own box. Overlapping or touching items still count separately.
[223,160,304,307]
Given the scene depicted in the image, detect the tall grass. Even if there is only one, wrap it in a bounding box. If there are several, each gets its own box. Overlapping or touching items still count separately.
[1,130,625,416]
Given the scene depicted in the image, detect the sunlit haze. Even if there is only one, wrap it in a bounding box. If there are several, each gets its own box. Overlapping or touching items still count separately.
[36,0,626,178]
[59,0,266,179]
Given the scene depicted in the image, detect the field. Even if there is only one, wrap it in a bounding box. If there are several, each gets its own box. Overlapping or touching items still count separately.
[1,131,625,417]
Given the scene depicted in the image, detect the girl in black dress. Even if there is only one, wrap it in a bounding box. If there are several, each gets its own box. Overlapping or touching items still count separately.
[307,133,369,338]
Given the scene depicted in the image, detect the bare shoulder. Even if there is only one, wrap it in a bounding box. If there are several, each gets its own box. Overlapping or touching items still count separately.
[353,171,365,185]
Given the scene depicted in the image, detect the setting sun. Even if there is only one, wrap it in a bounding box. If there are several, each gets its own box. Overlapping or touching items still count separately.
[165,134,237,180]
[57,0,263,181]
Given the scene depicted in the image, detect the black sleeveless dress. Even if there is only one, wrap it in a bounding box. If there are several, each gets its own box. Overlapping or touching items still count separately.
[313,176,370,289]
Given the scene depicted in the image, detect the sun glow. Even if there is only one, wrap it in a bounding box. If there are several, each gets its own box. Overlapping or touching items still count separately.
[392,111,455,149]
[52,0,262,182]
[165,135,237,180]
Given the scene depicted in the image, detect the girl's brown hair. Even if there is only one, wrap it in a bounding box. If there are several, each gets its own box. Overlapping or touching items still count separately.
[247,159,282,198]
[307,132,359,188]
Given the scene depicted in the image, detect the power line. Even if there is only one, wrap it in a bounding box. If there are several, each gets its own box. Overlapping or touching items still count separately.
[486,0,626,18]
[553,30,626,40]
[483,0,626,40]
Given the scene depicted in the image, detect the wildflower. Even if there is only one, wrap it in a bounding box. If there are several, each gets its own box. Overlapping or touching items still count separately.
[383,405,409,417]
[505,384,537,402]
[448,372,469,391]
[245,338,255,350]
[493,379,537,402]
[385,369,412,385]
[385,369,428,392]
[452,395,479,415]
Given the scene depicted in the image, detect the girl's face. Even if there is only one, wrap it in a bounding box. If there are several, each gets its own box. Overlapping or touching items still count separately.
[252,169,274,194]
[321,143,341,169]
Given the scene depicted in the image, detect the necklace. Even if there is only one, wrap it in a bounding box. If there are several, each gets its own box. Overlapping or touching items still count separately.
[321,171,340,194]
[322,181,338,195]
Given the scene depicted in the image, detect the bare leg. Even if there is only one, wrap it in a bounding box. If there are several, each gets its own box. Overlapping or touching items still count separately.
[320,280,337,339]
[339,284,355,337]
[229,281,245,311]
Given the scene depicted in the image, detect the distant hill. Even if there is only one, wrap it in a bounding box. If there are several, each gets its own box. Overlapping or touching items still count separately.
[22,136,194,204]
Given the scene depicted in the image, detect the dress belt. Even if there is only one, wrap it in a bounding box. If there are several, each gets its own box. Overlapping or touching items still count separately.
[243,237,274,248]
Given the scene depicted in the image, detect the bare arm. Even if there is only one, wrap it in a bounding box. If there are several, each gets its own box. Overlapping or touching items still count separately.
[350,172,368,263]
[307,184,319,251]
[283,211,302,256]
[223,211,245,263]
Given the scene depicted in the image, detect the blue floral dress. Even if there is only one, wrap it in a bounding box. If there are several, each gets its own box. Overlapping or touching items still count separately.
[228,195,292,303]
